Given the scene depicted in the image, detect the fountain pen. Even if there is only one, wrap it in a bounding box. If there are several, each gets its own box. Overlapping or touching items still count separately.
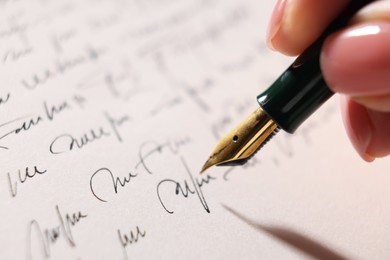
[201,0,375,173]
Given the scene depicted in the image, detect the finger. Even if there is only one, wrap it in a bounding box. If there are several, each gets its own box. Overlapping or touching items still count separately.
[320,1,390,112]
[354,94,390,112]
[341,96,390,161]
[352,0,390,23]
[321,21,390,96]
[267,0,350,56]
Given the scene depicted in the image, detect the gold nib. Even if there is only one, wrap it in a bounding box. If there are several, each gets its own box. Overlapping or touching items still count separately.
[200,107,278,173]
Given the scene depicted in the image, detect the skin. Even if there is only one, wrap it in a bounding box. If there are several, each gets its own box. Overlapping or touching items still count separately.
[267,0,390,161]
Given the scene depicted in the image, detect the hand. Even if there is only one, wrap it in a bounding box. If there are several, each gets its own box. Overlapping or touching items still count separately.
[267,0,390,161]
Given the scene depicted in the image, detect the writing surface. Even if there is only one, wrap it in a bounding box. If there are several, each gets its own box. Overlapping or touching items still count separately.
[1,0,390,259]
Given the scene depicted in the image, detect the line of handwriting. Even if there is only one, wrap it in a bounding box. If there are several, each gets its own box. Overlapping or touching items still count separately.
[118,225,146,260]
[0,95,86,150]
[7,165,47,198]
[157,157,216,214]
[49,112,130,154]
[90,138,191,202]
[21,46,105,90]
[26,205,87,260]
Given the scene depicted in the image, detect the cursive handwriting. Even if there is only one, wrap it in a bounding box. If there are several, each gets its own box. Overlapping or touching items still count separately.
[90,168,138,202]
[118,226,146,247]
[90,137,190,202]
[136,137,191,174]
[49,112,130,154]
[0,92,10,106]
[50,127,110,154]
[51,29,77,54]
[0,99,72,149]
[21,46,105,90]
[7,166,47,197]
[118,226,146,260]
[104,112,130,142]
[26,205,87,259]
[157,157,216,214]
[3,46,33,63]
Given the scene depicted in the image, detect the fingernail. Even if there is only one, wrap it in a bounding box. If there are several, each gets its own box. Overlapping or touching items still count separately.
[353,94,390,113]
[352,0,390,24]
[341,97,375,162]
[267,0,287,50]
[358,120,375,162]
[363,152,375,162]
[360,134,375,162]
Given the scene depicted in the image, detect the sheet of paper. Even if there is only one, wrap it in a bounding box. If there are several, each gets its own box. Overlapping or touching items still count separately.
[1,0,390,259]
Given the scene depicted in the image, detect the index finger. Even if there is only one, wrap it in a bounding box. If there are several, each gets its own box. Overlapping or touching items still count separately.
[267,0,351,56]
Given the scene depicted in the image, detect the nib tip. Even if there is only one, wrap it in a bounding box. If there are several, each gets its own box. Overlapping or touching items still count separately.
[200,159,214,174]
[199,107,279,175]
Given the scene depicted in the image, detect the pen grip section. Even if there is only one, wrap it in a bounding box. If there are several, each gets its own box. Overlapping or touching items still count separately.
[257,54,333,133]
[257,0,374,133]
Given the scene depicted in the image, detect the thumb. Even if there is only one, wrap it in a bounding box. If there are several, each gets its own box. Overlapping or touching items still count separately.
[321,0,390,112]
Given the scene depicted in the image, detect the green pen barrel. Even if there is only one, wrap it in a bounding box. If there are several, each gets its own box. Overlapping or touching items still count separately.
[257,0,374,133]
[257,44,333,133]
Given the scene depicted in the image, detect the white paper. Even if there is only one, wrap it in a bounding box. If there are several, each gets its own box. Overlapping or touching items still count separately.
[1,0,390,259]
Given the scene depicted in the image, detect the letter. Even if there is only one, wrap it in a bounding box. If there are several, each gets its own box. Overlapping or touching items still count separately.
[90,168,137,202]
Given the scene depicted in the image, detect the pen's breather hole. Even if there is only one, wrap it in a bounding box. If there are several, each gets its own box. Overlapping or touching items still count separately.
[233,135,238,142]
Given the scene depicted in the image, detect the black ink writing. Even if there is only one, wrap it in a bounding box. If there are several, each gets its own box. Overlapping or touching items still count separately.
[26,205,87,259]
[104,112,130,142]
[118,226,146,260]
[3,47,33,63]
[7,166,47,197]
[50,127,110,154]
[50,112,129,154]
[0,100,71,149]
[90,138,190,202]
[136,137,191,174]
[90,168,138,202]
[118,226,146,247]
[157,157,216,214]
[22,47,104,90]
[0,92,10,106]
